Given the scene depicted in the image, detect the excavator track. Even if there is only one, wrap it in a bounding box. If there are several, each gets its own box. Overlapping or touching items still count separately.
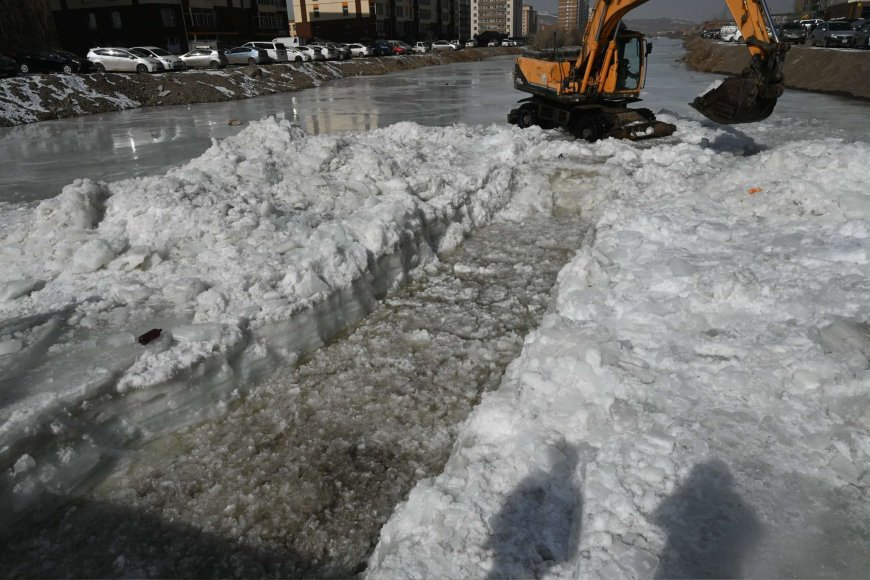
[508,99,676,142]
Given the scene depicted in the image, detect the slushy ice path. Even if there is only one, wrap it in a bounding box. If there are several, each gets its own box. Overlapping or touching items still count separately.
[1,214,588,578]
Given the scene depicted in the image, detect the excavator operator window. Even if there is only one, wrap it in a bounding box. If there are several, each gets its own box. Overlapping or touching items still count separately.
[615,36,642,91]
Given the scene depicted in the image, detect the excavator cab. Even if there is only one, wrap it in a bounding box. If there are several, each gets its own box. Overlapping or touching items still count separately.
[601,31,647,96]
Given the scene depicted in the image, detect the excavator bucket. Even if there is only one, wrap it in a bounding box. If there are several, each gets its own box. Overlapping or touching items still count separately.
[690,74,778,125]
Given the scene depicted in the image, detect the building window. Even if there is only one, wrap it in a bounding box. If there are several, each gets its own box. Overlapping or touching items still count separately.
[112,11,122,29]
[395,5,403,16]
[161,8,177,27]
[258,12,278,28]
[88,13,97,31]
[188,9,216,28]
[342,3,349,15]
[313,4,320,17]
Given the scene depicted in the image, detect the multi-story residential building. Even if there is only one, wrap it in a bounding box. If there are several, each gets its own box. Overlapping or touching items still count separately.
[290,0,457,41]
[471,0,520,36]
[521,4,536,36]
[289,0,376,40]
[458,0,471,40]
[48,0,288,56]
[558,0,588,34]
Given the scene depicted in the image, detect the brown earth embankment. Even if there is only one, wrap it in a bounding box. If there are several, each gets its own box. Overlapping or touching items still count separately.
[683,36,870,100]
[0,47,520,127]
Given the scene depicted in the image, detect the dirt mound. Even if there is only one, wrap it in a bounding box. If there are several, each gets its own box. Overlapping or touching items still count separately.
[683,36,870,101]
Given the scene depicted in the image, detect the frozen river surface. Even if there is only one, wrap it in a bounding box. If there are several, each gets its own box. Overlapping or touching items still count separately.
[2,40,870,204]
[1,40,869,579]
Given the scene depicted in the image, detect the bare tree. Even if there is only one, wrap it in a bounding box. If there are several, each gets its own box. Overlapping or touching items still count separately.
[531,26,582,50]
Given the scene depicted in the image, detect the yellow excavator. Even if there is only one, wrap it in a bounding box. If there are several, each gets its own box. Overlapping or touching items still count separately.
[508,0,789,141]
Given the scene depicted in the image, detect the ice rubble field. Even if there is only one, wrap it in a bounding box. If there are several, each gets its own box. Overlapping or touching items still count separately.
[0,114,868,575]
[366,129,870,575]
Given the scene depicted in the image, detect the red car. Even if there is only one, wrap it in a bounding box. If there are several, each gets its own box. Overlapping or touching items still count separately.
[389,41,412,55]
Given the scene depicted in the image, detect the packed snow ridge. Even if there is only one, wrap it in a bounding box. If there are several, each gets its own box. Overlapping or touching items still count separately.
[0,118,544,526]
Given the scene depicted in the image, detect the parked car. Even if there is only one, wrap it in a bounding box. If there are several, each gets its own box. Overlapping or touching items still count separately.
[272,36,306,49]
[87,47,163,73]
[307,44,339,60]
[14,48,92,74]
[806,20,857,47]
[285,47,312,62]
[298,45,326,60]
[719,24,743,42]
[0,54,17,78]
[777,22,807,44]
[701,27,720,39]
[800,18,824,30]
[465,39,477,47]
[412,41,430,54]
[449,39,463,49]
[178,48,228,69]
[388,41,412,55]
[129,46,186,71]
[347,43,372,57]
[224,46,271,65]
[487,40,500,47]
[326,42,352,60]
[853,21,870,48]
[431,40,455,51]
[241,41,288,62]
[370,41,393,56]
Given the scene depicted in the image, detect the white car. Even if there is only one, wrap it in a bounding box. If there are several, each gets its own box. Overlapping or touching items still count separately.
[413,41,430,54]
[87,47,164,73]
[327,43,353,60]
[129,46,186,71]
[346,43,371,57]
[285,47,312,62]
[298,46,326,61]
[307,44,339,60]
[431,40,455,51]
[487,40,499,47]
[242,41,289,63]
[719,24,743,42]
[465,39,477,47]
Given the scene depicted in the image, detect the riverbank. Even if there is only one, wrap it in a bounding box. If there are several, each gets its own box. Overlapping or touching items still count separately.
[0,47,519,127]
[683,36,870,100]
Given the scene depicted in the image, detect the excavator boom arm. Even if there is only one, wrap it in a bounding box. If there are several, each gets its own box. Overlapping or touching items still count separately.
[577,0,788,124]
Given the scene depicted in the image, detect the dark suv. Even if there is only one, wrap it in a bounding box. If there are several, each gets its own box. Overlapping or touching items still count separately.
[777,22,807,44]
[806,21,858,47]
[370,41,393,56]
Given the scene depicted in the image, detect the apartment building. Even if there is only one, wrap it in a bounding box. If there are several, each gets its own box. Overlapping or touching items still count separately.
[558,0,588,34]
[48,0,288,56]
[520,3,536,36]
[290,0,458,41]
[471,0,521,36]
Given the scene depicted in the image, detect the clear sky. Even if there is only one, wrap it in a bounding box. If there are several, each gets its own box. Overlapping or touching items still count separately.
[529,0,795,21]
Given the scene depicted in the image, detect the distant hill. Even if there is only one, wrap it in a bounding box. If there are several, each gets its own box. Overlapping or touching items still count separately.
[536,11,558,27]
[623,17,695,36]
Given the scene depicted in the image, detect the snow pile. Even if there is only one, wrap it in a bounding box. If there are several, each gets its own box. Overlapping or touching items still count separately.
[0,118,548,528]
[368,132,870,577]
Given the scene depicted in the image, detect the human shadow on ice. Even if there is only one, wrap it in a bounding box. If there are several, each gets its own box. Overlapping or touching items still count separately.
[653,459,761,579]
[486,444,582,579]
